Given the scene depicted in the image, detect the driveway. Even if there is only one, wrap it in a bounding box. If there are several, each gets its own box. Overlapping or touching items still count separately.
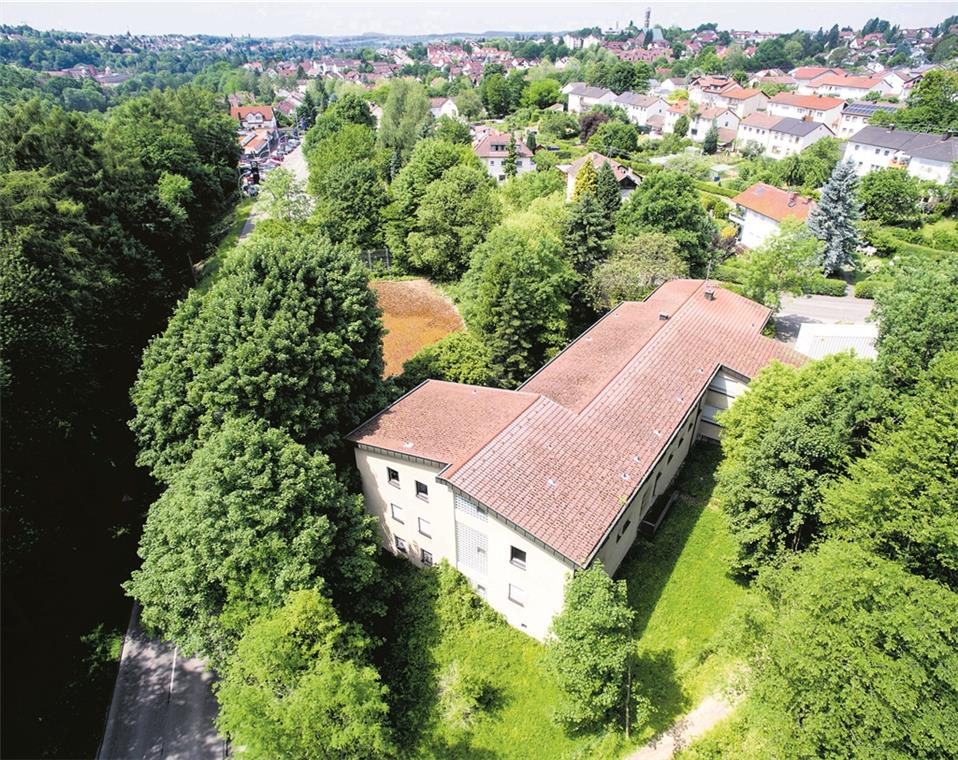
[775,291,875,345]
[98,606,225,760]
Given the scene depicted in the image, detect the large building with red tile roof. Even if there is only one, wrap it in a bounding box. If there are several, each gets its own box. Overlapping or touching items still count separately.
[348,280,803,638]
[230,104,276,129]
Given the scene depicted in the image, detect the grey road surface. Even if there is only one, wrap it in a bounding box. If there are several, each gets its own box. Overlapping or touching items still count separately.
[238,143,308,241]
[775,290,874,345]
[98,606,226,760]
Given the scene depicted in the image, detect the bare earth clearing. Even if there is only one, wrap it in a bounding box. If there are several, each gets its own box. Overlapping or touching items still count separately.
[372,279,463,376]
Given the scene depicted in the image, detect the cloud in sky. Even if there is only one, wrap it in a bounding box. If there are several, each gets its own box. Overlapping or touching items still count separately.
[1,1,953,38]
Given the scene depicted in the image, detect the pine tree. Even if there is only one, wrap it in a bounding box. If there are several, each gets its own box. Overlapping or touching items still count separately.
[504,135,519,178]
[525,130,537,154]
[572,158,599,201]
[807,161,861,275]
[595,161,621,217]
[702,124,719,155]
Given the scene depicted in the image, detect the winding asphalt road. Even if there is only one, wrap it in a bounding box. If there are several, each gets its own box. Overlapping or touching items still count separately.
[98,146,310,760]
[97,606,225,759]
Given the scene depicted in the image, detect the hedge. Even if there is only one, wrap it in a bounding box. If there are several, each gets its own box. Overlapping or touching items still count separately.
[806,276,848,297]
[853,277,890,299]
[692,180,738,198]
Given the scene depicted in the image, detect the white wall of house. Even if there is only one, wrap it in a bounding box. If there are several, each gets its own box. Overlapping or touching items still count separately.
[622,99,668,126]
[766,101,843,128]
[814,81,893,100]
[354,446,573,640]
[480,155,535,183]
[908,155,954,185]
[765,124,831,158]
[737,207,783,248]
[837,111,872,138]
[689,111,739,142]
[843,140,901,175]
[736,125,772,153]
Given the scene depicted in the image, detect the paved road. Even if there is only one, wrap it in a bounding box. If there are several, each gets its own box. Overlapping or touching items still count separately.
[238,144,308,242]
[628,695,735,759]
[775,290,874,345]
[98,606,225,760]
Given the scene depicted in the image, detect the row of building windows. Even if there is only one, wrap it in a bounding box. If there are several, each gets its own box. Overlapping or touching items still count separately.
[390,503,431,537]
[394,536,433,566]
[386,467,429,501]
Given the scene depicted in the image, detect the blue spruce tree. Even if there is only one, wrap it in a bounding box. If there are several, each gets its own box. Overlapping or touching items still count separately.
[808,161,862,275]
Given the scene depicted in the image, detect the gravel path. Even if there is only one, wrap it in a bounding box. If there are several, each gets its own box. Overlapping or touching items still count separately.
[626,696,735,760]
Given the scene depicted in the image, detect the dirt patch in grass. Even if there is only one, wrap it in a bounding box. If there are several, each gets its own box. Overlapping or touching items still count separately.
[372,279,464,376]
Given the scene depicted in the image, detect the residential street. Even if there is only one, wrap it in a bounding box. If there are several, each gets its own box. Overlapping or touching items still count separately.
[238,143,309,241]
[98,606,225,760]
[774,290,875,344]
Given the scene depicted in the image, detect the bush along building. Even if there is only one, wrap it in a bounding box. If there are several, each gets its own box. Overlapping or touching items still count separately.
[348,281,804,639]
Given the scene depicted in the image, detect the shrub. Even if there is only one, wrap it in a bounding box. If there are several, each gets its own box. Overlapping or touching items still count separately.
[854,277,890,299]
[806,275,848,297]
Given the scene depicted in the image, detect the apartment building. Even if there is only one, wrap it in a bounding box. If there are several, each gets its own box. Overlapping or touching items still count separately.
[836,101,903,138]
[766,117,834,158]
[689,107,740,143]
[348,281,803,639]
[766,92,845,129]
[844,125,958,184]
[564,82,617,113]
[613,91,668,127]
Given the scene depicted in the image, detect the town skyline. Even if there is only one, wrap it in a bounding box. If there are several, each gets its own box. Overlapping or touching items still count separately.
[3,1,953,39]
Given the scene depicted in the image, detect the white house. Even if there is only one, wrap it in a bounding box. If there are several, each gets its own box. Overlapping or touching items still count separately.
[765,118,835,159]
[711,86,768,118]
[348,280,804,639]
[689,107,740,143]
[766,92,845,129]
[613,92,668,127]
[229,105,277,130]
[790,66,846,94]
[654,77,686,97]
[661,101,690,134]
[429,96,459,120]
[812,73,895,100]
[731,182,816,248]
[836,101,902,138]
[558,152,642,201]
[735,112,781,154]
[566,83,616,114]
[843,126,958,184]
[687,74,738,105]
[473,131,535,183]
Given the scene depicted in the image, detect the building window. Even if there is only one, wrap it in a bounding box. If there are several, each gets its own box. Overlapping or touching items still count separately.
[395,536,408,554]
[415,480,429,501]
[391,503,404,523]
[387,467,400,487]
[421,548,433,566]
[418,517,431,537]
[476,584,487,599]
[616,518,632,542]
[510,546,527,569]
[667,452,674,465]
[508,583,525,606]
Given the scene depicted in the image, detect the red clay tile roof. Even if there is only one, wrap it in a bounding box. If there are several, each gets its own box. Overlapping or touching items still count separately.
[769,92,845,111]
[733,182,816,222]
[719,86,765,100]
[814,73,885,90]
[443,281,804,565]
[350,281,803,566]
[230,105,275,121]
[473,131,534,158]
[347,381,539,466]
[790,66,845,81]
[740,112,783,130]
[563,152,640,185]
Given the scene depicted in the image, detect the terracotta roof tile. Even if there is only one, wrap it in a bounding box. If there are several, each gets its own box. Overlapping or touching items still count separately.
[350,281,804,566]
[732,182,816,222]
[769,92,845,111]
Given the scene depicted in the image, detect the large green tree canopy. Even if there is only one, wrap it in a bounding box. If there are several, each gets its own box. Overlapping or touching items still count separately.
[126,417,379,662]
[130,227,385,482]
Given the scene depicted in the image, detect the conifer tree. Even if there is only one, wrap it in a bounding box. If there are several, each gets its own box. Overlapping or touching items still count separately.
[807,161,861,275]
[504,135,519,178]
[702,124,719,155]
[572,159,599,201]
[595,161,622,217]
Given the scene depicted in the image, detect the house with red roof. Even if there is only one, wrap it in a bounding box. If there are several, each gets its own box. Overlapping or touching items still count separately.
[790,66,846,94]
[689,107,740,144]
[348,280,803,638]
[731,182,816,248]
[766,92,845,129]
[473,131,535,182]
[429,96,459,120]
[230,104,276,130]
[557,152,642,201]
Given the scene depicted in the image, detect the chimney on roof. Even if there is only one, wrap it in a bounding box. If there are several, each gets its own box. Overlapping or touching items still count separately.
[704,288,715,301]
[788,192,797,207]
[659,311,670,321]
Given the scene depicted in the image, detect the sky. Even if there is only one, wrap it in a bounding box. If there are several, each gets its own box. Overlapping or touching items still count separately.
[2,1,953,39]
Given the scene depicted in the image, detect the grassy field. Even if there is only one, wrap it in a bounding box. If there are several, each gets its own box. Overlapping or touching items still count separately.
[371,278,464,376]
[377,442,747,759]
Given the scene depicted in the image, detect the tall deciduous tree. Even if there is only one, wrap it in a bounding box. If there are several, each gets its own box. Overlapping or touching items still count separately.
[588,232,686,310]
[126,417,380,662]
[547,564,638,733]
[821,352,958,590]
[737,219,821,309]
[617,169,716,275]
[259,167,311,223]
[746,541,958,759]
[858,167,922,227]
[378,78,431,162]
[717,353,876,577]
[872,256,958,392]
[130,228,385,482]
[216,587,394,759]
[807,161,861,275]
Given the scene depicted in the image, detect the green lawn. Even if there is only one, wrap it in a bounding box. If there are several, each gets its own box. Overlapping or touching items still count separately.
[378,442,747,758]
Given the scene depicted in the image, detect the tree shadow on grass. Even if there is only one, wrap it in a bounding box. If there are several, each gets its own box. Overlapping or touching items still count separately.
[633,649,691,736]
